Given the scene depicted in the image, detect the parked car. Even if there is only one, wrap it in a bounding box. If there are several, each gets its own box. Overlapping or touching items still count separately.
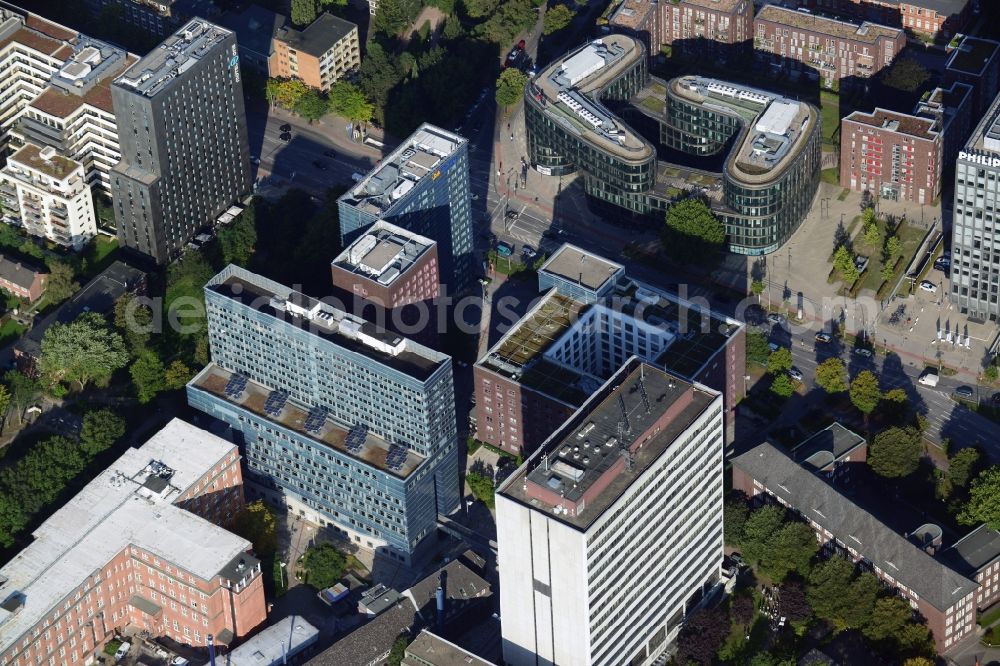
[919,280,937,293]
[768,342,781,352]
[767,313,785,325]
[788,367,803,381]
[496,242,514,258]
[522,245,537,259]
[115,643,131,662]
[279,123,292,132]
[171,658,189,666]
[730,553,746,568]
[323,149,337,158]
[815,332,832,343]
[279,132,291,142]
[918,371,939,387]
[853,348,873,358]
[311,160,328,170]
[955,386,975,399]
[854,255,870,273]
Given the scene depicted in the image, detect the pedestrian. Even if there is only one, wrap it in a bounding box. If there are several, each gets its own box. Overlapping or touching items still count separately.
[510,133,514,141]
[507,123,511,132]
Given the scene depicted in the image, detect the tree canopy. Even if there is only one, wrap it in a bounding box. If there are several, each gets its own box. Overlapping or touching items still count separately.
[770,373,794,398]
[863,595,933,656]
[807,557,877,630]
[39,312,128,390]
[675,605,729,666]
[949,447,982,489]
[218,203,258,267]
[233,500,278,556]
[543,4,575,34]
[328,82,374,125]
[130,350,165,404]
[959,467,1000,528]
[740,504,785,565]
[291,0,317,27]
[724,492,749,547]
[663,199,726,260]
[881,57,931,94]
[746,331,769,367]
[767,347,792,375]
[372,0,421,35]
[849,370,881,418]
[300,543,348,589]
[265,78,310,108]
[868,426,922,478]
[294,89,329,122]
[495,67,528,108]
[45,261,79,304]
[815,358,847,394]
[833,245,859,284]
[80,409,126,457]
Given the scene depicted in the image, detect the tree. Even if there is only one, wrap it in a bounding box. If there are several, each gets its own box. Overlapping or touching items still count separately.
[466,471,495,508]
[45,260,79,304]
[442,13,463,40]
[675,606,729,666]
[741,504,785,565]
[751,280,764,302]
[114,292,153,352]
[882,57,931,93]
[372,0,421,35]
[233,500,278,556]
[959,467,1000,528]
[300,543,347,589]
[664,199,726,260]
[218,204,257,267]
[464,0,500,18]
[807,557,876,630]
[833,245,859,284]
[758,522,818,581]
[949,447,982,489]
[903,659,934,666]
[770,373,794,398]
[130,350,165,404]
[327,82,373,125]
[886,234,902,260]
[730,594,754,627]
[778,580,812,623]
[39,312,128,390]
[767,347,792,375]
[746,331,770,367]
[4,370,38,425]
[0,384,10,434]
[164,360,194,390]
[724,492,749,547]
[868,426,922,478]
[849,370,881,420]
[863,218,879,247]
[883,387,907,404]
[386,636,409,666]
[543,3,575,34]
[266,78,309,108]
[863,595,913,643]
[294,89,328,122]
[358,42,401,123]
[290,0,317,27]
[814,358,847,394]
[80,408,125,456]
[495,67,528,109]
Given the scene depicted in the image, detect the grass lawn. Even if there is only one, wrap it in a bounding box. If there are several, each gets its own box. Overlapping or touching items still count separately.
[855,222,924,297]
[821,167,840,185]
[87,236,118,270]
[0,319,26,346]
[488,250,530,277]
[979,604,1000,629]
[820,91,841,148]
[985,624,1000,647]
[639,95,662,113]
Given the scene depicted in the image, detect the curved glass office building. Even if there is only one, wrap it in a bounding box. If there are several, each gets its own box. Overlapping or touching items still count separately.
[525,34,822,255]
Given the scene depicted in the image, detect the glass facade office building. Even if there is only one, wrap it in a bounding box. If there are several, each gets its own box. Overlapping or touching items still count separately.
[951,93,1000,321]
[187,265,459,562]
[526,34,820,255]
[337,125,474,293]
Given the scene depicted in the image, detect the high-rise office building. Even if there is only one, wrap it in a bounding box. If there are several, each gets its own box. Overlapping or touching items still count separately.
[950,92,1000,321]
[496,359,725,666]
[111,19,250,264]
[187,265,459,563]
[337,124,474,293]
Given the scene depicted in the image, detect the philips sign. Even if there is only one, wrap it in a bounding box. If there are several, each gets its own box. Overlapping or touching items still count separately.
[959,151,1000,167]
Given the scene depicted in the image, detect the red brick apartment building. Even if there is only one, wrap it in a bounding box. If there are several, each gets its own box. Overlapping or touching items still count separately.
[608,0,752,62]
[0,419,265,666]
[806,0,971,38]
[754,5,904,89]
[733,439,980,652]
[840,107,941,204]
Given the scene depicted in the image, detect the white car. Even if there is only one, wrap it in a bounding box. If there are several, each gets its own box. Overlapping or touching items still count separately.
[788,367,803,381]
[115,643,131,662]
[919,280,938,293]
[853,348,873,358]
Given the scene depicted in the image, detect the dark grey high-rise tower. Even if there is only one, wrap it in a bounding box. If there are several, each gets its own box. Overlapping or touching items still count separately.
[111,19,250,264]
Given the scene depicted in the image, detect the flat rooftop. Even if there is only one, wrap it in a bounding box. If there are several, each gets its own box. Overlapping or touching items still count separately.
[500,362,718,530]
[732,442,978,612]
[7,143,80,181]
[843,108,939,141]
[670,76,818,185]
[963,90,1000,155]
[538,243,623,292]
[946,35,999,76]
[608,0,655,30]
[403,630,494,666]
[207,267,447,381]
[678,0,745,9]
[190,364,426,478]
[0,25,65,57]
[49,38,127,97]
[0,419,252,652]
[218,616,318,666]
[332,220,435,287]
[756,5,903,43]
[115,19,232,98]
[339,124,465,217]
[532,35,654,162]
[274,12,356,58]
[790,422,866,471]
[29,54,138,117]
